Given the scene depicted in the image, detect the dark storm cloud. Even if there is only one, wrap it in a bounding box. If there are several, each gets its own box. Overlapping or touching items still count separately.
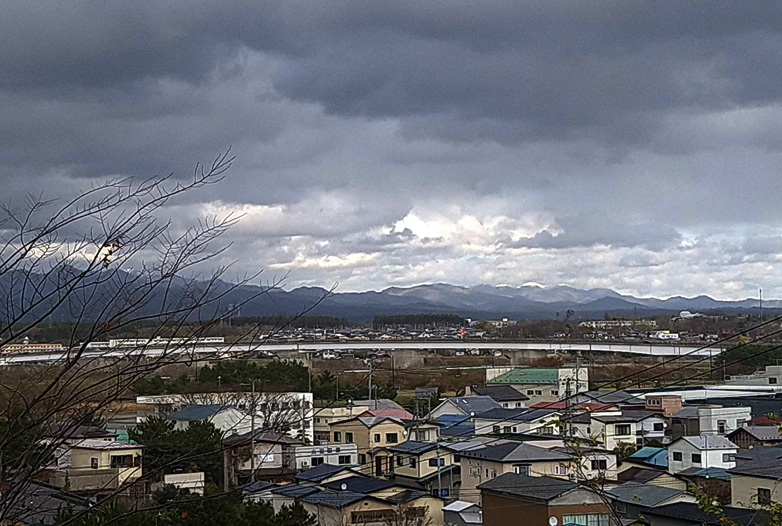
[2,1,782,297]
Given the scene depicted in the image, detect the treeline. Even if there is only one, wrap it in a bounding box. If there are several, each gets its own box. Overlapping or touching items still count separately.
[715,343,782,370]
[55,492,316,526]
[131,359,310,395]
[229,315,350,329]
[372,313,467,328]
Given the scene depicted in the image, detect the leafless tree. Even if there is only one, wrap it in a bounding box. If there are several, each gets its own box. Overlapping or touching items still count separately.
[0,151,328,524]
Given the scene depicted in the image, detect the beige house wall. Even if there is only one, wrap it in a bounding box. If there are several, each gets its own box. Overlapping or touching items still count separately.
[731,474,782,509]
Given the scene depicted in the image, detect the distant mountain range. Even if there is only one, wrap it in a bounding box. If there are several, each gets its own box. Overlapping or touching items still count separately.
[229,282,777,321]
[7,267,776,322]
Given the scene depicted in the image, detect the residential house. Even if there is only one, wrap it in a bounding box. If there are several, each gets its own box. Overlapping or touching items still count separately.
[387,441,458,497]
[644,394,683,417]
[617,466,687,491]
[727,425,782,449]
[670,405,751,439]
[428,396,501,423]
[472,408,560,436]
[568,410,665,449]
[470,385,529,409]
[478,473,612,526]
[608,481,695,521]
[3,482,90,526]
[329,416,407,477]
[137,392,314,442]
[442,500,482,526]
[167,404,252,436]
[289,442,358,471]
[222,430,301,486]
[297,487,444,526]
[627,446,669,469]
[458,442,574,503]
[667,436,738,474]
[626,502,766,526]
[295,463,360,486]
[50,439,143,495]
[729,459,782,509]
[485,367,588,405]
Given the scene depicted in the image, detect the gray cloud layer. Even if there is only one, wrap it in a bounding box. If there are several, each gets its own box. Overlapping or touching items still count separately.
[2,1,782,298]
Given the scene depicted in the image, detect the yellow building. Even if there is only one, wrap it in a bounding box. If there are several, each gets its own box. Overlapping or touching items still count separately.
[50,439,143,493]
[330,416,407,476]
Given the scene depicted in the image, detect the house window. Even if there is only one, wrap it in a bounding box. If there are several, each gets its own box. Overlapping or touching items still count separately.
[417,430,430,441]
[590,459,607,470]
[551,390,558,396]
[409,458,417,468]
[385,433,398,443]
[535,390,542,396]
[374,433,381,442]
[758,488,772,505]
[717,420,726,434]
[311,457,325,466]
[673,452,682,461]
[615,424,631,435]
[333,431,342,442]
[338,455,352,465]
[653,423,664,431]
[492,425,500,433]
[91,457,99,469]
[453,455,461,463]
[503,426,512,433]
[396,456,403,467]
[345,432,354,443]
[359,454,367,464]
[562,513,611,526]
[429,458,445,467]
[513,464,531,475]
[527,390,534,395]
[554,464,564,475]
[110,455,133,468]
[770,378,778,385]
[691,453,702,464]
[723,453,735,463]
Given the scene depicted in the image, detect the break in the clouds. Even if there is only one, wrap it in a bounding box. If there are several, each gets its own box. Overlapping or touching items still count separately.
[2,1,782,299]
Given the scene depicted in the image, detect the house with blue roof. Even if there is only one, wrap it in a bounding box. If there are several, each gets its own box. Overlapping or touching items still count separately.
[628,446,669,468]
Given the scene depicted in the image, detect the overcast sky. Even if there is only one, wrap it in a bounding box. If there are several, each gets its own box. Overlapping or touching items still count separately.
[3,2,782,299]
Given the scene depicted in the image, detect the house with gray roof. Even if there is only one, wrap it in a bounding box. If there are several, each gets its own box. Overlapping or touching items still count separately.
[729,458,782,509]
[479,473,611,526]
[167,404,252,436]
[608,481,695,520]
[728,425,782,449]
[668,435,738,474]
[428,396,501,423]
[472,408,561,436]
[457,442,575,503]
[470,385,529,408]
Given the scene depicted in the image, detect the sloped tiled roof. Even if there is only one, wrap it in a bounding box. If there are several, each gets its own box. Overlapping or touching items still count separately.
[387,441,438,455]
[472,385,530,402]
[459,442,571,463]
[270,483,319,498]
[478,473,577,501]
[295,463,355,483]
[489,368,559,385]
[591,410,657,423]
[645,502,765,526]
[299,490,370,508]
[167,404,232,421]
[446,396,501,415]
[729,459,782,479]
[728,425,782,442]
[678,435,737,450]
[475,407,556,422]
[322,475,398,494]
[608,481,685,507]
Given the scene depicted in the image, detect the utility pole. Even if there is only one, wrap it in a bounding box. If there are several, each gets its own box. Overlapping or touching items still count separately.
[436,444,442,498]
[250,379,256,482]
[308,361,312,393]
[760,288,763,326]
[367,360,374,409]
[335,373,340,402]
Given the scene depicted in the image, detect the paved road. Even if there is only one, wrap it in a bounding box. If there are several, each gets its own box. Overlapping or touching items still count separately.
[0,339,723,364]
